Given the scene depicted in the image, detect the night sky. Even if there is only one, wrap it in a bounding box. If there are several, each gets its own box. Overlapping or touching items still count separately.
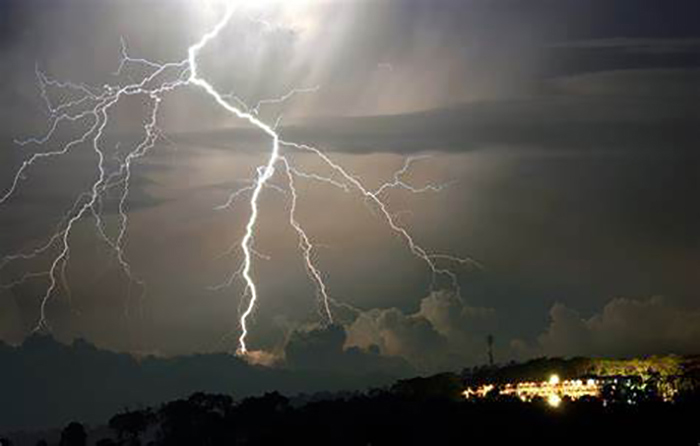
[0,0,698,374]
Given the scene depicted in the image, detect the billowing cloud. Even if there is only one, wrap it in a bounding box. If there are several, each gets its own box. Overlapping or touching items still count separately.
[284,324,413,377]
[346,292,496,372]
[517,296,700,359]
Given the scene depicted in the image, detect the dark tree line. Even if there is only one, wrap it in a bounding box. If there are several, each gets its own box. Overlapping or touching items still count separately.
[6,355,700,446]
[25,382,699,446]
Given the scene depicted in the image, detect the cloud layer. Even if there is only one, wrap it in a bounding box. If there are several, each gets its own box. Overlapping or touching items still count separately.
[346,292,496,372]
[516,296,700,359]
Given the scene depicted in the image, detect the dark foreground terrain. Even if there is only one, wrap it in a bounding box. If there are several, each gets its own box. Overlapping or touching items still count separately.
[3,340,699,446]
[4,386,700,446]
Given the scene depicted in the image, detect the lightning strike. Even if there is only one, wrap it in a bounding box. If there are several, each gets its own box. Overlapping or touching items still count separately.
[1,2,475,357]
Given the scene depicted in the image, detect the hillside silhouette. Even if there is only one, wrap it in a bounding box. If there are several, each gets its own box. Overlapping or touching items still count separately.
[3,336,700,445]
[5,379,700,446]
[0,334,409,431]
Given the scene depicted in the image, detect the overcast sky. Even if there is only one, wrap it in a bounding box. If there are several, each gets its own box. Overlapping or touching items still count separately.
[0,0,698,373]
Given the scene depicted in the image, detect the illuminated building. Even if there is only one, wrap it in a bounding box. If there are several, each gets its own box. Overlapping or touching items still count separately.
[462,374,601,406]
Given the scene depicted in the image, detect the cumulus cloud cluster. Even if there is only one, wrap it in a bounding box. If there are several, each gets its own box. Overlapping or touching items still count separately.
[515,296,700,359]
[345,292,496,372]
[283,323,413,377]
[334,294,700,372]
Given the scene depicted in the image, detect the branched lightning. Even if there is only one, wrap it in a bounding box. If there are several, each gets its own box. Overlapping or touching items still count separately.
[279,156,333,322]
[278,140,479,294]
[1,2,476,355]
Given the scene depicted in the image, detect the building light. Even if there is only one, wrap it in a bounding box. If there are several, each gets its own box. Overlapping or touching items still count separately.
[549,374,560,385]
[463,374,602,404]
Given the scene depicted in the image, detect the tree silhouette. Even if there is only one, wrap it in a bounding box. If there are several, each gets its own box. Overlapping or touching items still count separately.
[59,422,87,446]
[157,393,236,446]
[109,409,154,445]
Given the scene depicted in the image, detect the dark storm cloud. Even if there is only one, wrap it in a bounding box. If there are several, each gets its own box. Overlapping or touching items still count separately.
[177,68,700,155]
[548,38,700,75]
[286,94,698,155]
[549,38,700,53]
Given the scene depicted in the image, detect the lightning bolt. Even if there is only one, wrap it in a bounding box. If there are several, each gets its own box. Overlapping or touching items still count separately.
[1,2,476,356]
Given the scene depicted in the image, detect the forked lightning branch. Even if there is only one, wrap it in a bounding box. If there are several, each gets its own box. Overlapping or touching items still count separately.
[0,2,474,356]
